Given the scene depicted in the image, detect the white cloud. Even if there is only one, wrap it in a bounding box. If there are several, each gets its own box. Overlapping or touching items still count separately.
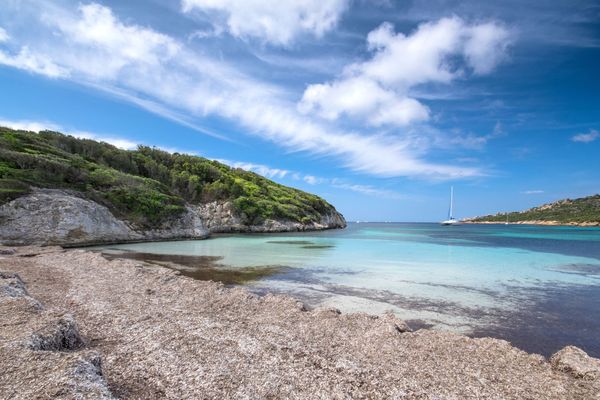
[522,190,544,195]
[571,129,599,143]
[0,46,68,78]
[217,159,290,179]
[303,175,327,185]
[0,27,8,42]
[331,181,405,199]
[298,76,429,126]
[181,0,349,46]
[0,118,137,150]
[299,17,510,128]
[464,23,511,74]
[0,2,483,180]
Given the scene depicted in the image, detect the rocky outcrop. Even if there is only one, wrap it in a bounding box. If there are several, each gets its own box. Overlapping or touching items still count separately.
[0,189,208,246]
[0,268,115,399]
[196,200,346,233]
[551,346,600,380]
[0,189,345,246]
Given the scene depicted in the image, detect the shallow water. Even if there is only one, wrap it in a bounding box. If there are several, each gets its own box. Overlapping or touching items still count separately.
[94,223,600,357]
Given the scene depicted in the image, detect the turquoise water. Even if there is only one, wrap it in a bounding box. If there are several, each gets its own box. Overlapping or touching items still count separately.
[96,223,600,356]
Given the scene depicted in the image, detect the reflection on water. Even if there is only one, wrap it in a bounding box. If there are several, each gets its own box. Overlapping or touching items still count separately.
[92,222,600,357]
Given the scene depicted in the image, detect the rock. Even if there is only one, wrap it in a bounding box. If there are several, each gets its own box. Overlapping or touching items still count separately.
[380,311,412,333]
[195,200,346,233]
[0,247,16,255]
[0,189,344,246]
[0,271,28,298]
[68,351,115,399]
[0,269,115,399]
[27,314,86,351]
[0,189,209,246]
[550,346,600,380]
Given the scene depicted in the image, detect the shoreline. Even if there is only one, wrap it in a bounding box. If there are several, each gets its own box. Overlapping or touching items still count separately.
[1,246,599,399]
[462,220,600,227]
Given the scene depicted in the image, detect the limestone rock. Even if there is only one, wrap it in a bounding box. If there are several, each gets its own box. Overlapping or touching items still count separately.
[0,189,209,246]
[27,314,86,351]
[551,346,600,380]
[195,200,346,233]
[0,189,345,246]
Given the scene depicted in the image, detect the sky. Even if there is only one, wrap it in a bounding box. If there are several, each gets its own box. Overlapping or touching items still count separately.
[0,0,599,222]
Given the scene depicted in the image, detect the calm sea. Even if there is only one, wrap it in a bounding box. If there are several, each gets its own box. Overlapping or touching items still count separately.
[96,222,600,357]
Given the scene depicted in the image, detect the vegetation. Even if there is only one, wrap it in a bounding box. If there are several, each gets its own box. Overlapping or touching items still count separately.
[0,127,337,228]
[469,195,600,224]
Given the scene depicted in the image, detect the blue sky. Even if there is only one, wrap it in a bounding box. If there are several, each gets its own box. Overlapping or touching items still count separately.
[0,0,599,221]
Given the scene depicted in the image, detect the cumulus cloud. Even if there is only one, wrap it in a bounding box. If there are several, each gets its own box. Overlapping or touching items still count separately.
[181,0,349,46]
[0,2,483,180]
[298,76,429,126]
[571,129,598,143]
[0,118,137,150]
[299,17,510,127]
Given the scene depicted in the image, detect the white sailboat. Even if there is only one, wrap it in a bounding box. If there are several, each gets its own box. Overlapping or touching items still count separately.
[441,186,460,225]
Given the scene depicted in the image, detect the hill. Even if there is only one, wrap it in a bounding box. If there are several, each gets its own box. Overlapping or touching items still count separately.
[464,194,600,226]
[0,127,345,244]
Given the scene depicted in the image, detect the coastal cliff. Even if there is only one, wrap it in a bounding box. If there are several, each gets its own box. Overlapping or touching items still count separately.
[0,188,345,246]
[0,127,346,245]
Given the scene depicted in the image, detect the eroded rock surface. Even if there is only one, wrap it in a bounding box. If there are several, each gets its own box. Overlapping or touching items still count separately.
[0,262,114,399]
[196,200,346,233]
[551,346,600,380]
[0,189,345,246]
[1,248,598,399]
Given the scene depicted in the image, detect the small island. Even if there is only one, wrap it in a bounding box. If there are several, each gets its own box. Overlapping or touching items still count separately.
[463,194,600,226]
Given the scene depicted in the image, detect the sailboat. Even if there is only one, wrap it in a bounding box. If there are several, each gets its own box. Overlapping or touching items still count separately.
[441,186,460,225]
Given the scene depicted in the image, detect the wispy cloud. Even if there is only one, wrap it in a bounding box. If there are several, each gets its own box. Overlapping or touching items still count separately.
[0,118,138,150]
[181,0,349,46]
[571,129,599,143]
[0,2,487,180]
[522,190,544,195]
[215,158,404,199]
[216,159,290,179]
[331,181,405,199]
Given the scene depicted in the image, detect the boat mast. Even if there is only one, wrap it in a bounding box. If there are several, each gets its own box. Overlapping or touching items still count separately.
[449,186,454,220]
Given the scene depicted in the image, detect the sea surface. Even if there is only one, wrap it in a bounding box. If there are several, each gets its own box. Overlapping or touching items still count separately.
[95,222,600,357]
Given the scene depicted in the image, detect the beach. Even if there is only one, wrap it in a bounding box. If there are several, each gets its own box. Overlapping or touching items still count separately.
[1,246,599,399]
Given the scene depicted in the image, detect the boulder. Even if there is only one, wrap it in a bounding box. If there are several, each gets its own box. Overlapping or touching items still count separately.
[550,346,600,380]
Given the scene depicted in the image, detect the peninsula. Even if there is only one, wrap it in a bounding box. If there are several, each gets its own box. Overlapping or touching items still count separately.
[0,127,345,246]
[463,194,600,226]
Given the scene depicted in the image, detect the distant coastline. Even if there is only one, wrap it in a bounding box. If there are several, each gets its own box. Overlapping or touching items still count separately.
[462,220,600,227]
[463,194,600,227]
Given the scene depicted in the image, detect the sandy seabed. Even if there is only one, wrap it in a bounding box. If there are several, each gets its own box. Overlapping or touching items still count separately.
[1,246,599,399]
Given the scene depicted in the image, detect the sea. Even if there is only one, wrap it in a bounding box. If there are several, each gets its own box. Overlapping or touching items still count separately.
[94,222,600,357]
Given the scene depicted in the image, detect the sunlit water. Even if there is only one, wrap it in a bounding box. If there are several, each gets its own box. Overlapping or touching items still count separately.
[94,223,600,357]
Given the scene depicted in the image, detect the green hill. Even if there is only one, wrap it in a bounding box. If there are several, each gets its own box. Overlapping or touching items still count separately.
[466,195,600,225]
[0,127,343,229]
